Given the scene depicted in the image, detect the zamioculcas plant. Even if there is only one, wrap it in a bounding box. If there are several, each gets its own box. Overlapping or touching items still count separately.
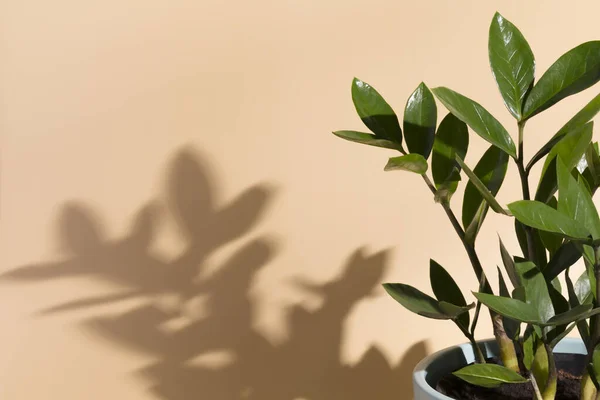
[333,11,600,400]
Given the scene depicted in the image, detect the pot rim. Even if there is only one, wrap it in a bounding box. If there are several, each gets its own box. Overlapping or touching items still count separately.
[413,337,587,400]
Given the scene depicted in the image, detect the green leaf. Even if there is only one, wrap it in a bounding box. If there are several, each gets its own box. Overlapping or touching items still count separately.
[351,78,402,143]
[567,269,591,346]
[515,261,554,323]
[523,327,535,370]
[384,154,428,174]
[557,157,600,239]
[499,236,520,288]
[575,270,594,305]
[456,155,508,216]
[332,131,401,150]
[404,83,437,158]
[432,87,516,157]
[545,241,582,280]
[430,260,469,328]
[472,292,540,324]
[432,113,469,197]
[535,122,593,203]
[488,12,535,120]
[523,41,600,119]
[538,198,563,257]
[527,93,600,172]
[383,283,472,320]
[508,200,591,240]
[453,364,527,388]
[462,146,509,242]
[592,343,600,384]
[545,304,598,326]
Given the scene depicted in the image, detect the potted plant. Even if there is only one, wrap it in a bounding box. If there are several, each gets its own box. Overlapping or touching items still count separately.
[332,12,600,400]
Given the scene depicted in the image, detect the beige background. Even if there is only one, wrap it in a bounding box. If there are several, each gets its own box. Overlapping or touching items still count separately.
[2,0,599,398]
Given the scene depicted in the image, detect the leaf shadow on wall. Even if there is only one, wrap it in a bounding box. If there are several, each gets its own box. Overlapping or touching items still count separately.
[3,146,429,399]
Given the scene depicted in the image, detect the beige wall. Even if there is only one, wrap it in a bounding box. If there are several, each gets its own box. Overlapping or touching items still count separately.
[2,0,599,398]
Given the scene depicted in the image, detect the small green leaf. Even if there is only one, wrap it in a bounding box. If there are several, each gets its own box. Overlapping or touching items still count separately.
[557,157,600,239]
[352,78,402,143]
[430,260,469,328]
[453,364,527,388]
[488,12,535,120]
[545,304,599,326]
[508,200,591,240]
[384,154,428,174]
[404,83,437,158]
[432,113,469,197]
[535,122,593,203]
[567,269,591,346]
[432,87,516,157]
[523,327,535,370]
[456,155,508,216]
[383,283,472,320]
[332,131,401,150]
[523,41,600,119]
[462,146,509,242]
[499,236,520,288]
[575,270,594,305]
[527,93,600,172]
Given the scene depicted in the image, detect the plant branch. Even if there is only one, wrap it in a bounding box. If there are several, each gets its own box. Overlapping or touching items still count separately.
[516,121,538,263]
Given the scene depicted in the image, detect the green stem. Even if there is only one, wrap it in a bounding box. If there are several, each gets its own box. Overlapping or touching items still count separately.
[542,343,557,400]
[457,322,486,364]
[516,122,537,263]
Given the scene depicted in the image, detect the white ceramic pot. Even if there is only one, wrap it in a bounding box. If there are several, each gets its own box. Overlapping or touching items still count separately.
[413,337,587,399]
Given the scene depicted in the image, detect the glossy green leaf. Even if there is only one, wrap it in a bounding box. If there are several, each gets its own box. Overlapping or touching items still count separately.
[352,78,402,143]
[456,155,508,216]
[538,197,563,256]
[508,200,591,240]
[383,283,472,320]
[432,113,469,196]
[523,327,535,370]
[557,157,600,239]
[523,41,600,119]
[462,146,509,242]
[384,154,428,174]
[499,236,520,288]
[472,292,540,324]
[535,122,593,203]
[545,241,582,280]
[515,261,554,323]
[404,83,437,158]
[575,270,594,305]
[566,268,592,346]
[545,304,599,326]
[332,131,401,150]
[527,93,600,172]
[453,364,527,388]
[432,87,516,157]
[488,12,535,120]
[430,260,469,328]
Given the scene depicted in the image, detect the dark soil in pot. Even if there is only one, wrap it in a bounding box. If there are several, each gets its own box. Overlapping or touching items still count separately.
[436,353,585,400]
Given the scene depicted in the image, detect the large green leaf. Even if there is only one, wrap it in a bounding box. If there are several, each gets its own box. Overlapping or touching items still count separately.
[456,155,508,216]
[432,87,516,157]
[515,261,554,323]
[404,83,437,158]
[473,292,599,326]
[432,113,469,197]
[499,236,520,288]
[523,41,600,119]
[453,364,527,388]
[351,78,402,143]
[535,122,593,203]
[508,200,591,240]
[430,260,469,328]
[383,283,472,320]
[384,154,428,174]
[528,93,600,172]
[545,241,582,281]
[462,146,509,242]
[488,12,535,120]
[557,157,600,239]
[332,131,402,150]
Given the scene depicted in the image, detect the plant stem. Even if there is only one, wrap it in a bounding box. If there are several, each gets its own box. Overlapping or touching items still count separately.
[516,121,537,263]
[530,373,544,400]
[542,343,557,400]
[457,322,486,364]
[420,174,519,370]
